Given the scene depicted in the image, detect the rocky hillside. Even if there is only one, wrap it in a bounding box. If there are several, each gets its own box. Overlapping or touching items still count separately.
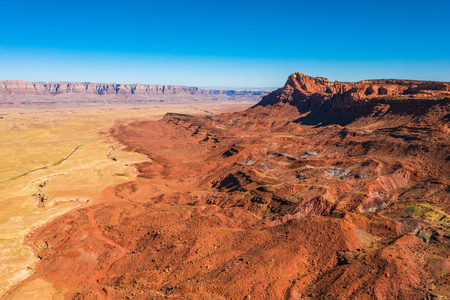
[22,73,450,299]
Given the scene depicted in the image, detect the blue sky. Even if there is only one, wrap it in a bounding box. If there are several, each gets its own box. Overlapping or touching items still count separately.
[1,0,449,87]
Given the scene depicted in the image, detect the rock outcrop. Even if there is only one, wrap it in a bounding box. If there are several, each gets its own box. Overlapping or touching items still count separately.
[260,72,450,106]
[255,72,450,126]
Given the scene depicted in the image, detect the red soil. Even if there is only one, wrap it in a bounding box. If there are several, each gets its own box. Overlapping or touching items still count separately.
[26,73,450,299]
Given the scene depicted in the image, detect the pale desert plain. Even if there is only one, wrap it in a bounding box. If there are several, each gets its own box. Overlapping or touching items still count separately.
[0,102,253,299]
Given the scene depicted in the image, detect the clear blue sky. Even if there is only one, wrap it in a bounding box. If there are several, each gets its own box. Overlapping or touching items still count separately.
[1,0,449,87]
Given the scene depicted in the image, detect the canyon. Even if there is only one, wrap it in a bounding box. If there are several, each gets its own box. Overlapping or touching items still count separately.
[3,73,450,299]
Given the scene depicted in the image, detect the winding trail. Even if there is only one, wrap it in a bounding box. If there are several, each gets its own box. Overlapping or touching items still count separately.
[0,121,121,184]
[86,204,127,300]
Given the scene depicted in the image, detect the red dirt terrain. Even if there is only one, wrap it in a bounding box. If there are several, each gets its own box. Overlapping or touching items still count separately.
[26,73,450,299]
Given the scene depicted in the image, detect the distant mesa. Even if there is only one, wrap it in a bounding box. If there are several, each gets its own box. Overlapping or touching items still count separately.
[0,80,269,108]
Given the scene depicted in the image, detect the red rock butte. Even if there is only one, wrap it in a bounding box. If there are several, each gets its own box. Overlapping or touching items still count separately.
[12,72,449,299]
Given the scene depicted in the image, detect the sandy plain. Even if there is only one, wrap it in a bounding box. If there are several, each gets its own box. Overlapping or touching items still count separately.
[0,102,253,299]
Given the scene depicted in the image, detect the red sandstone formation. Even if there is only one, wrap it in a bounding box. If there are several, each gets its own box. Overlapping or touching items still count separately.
[24,73,450,299]
[255,72,450,125]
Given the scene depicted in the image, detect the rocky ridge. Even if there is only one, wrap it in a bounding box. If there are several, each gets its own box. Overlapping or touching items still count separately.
[253,72,450,126]
[260,72,450,105]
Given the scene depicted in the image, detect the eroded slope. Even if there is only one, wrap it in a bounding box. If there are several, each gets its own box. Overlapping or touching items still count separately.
[24,73,450,299]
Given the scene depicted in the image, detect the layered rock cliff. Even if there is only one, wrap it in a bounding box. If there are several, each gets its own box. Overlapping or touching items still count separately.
[0,80,267,107]
[252,72,450,126]
[259,72,450,106]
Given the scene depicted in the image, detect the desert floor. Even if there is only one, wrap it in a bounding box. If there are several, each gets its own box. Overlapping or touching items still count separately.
[0,102,253,299]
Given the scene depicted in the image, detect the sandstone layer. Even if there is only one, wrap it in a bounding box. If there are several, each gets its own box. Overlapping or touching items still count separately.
[18,73,450,299]
[0,80,267,108]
